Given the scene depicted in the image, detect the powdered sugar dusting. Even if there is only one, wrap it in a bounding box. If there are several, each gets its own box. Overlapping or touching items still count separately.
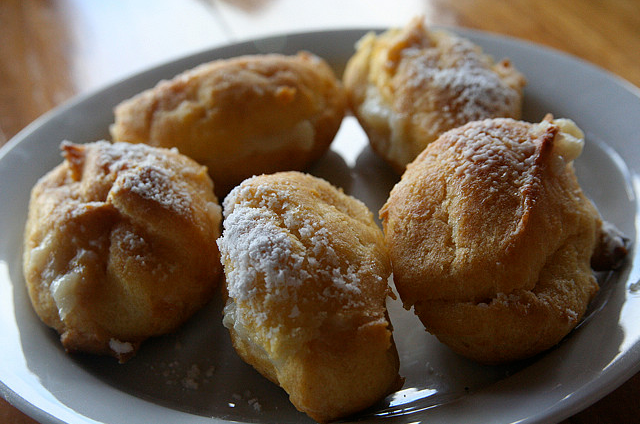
[447,119,539,190]
[118,164,192,214]
[90,140,180,173]
[87,141,193,215]
[218,179,364,328]
[405,34,521,124]
[220,205,308,307]
[118,230,147,252]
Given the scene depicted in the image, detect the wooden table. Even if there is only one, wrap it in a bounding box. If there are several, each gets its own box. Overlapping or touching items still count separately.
[1,0,639,422]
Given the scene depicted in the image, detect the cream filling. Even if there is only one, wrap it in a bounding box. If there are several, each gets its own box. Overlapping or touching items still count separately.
[27,233,80,320]
[27,233,54,278]
[109,338,134,355]
[246,120,316,154]
[33,242,96,321]
[49,266,82,320]
[360,86,411,166]
[538,118,585,163]
[223,300,286,371]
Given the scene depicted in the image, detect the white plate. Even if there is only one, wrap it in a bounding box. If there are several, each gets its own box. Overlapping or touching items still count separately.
[1,28,640,424]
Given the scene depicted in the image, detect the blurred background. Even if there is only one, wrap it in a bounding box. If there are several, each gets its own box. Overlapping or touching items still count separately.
[2,0,639,146]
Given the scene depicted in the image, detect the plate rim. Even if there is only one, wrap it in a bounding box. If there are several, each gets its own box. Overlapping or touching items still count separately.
[1,26,640,424]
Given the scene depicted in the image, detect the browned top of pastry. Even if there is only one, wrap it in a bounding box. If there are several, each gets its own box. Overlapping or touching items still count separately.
[111,52,346,196]
[381,117,599,306]
[344,17,526,171]
[218,171,392,358]
[218,171,400,421]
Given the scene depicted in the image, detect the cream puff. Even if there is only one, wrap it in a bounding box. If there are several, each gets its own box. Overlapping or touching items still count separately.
[344,17,526,173]
[111,52,347,197]
[381,116,602,364]
[23,141,222,362]
[218,171,401,422]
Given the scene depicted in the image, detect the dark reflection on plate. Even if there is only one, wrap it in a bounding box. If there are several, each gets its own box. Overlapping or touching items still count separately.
[18,282,311,423]
[352,144,400,223]
[307,148,353,194]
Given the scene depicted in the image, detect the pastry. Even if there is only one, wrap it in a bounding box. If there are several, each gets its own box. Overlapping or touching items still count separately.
[380,116,602,364]
[110,52,347,197]
[218,171,401,422]
[23,141,222,362]
[343,17,526,173]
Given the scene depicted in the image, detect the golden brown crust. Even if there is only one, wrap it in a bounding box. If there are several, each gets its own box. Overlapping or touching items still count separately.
[218,171,401,422]
[343,17,526,173]
[381,117,600,363]
[110,52,347,197]
[23,141,222,361]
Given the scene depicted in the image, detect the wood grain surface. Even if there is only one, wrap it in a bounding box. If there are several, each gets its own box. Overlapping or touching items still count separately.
[1,0,638,422]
